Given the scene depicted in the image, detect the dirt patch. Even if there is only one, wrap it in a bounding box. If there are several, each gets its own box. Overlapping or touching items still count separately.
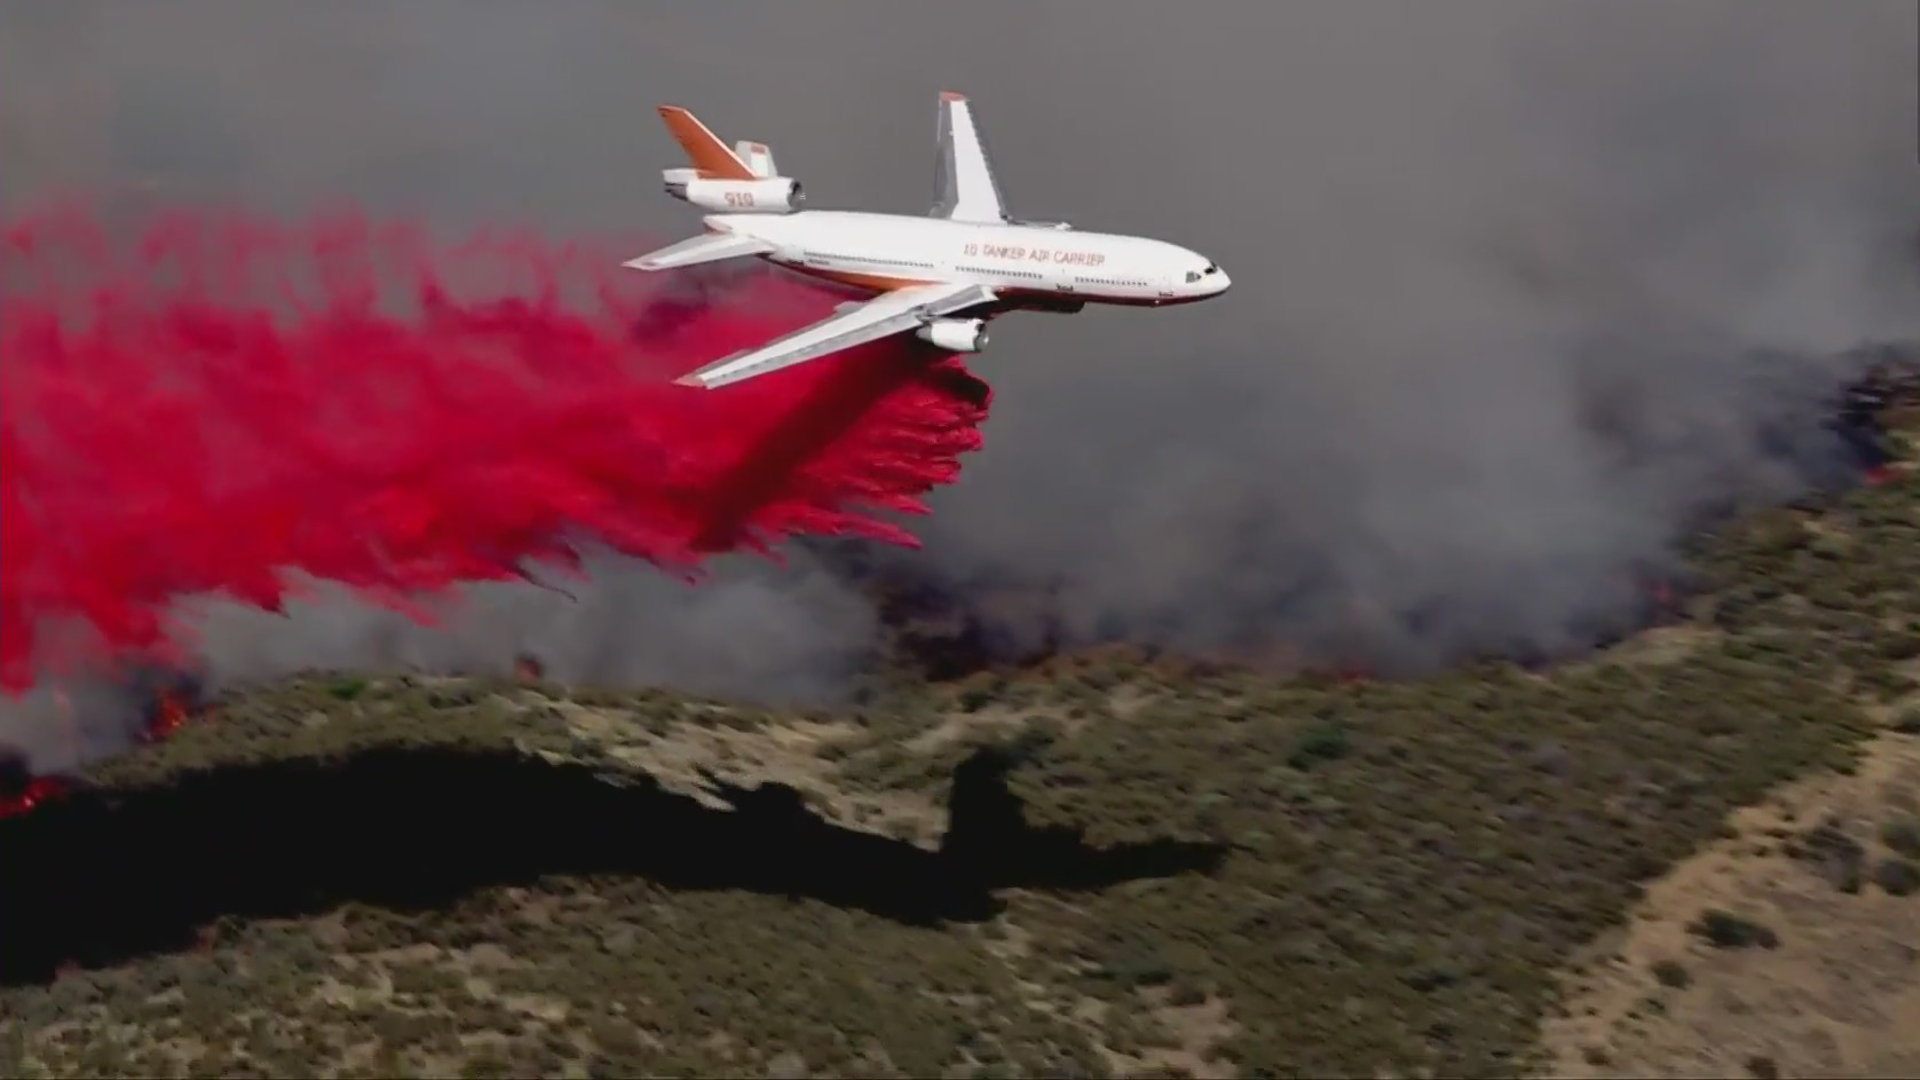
[1540,732,1920,1079]
[1101,986,1238,1080]
[547,696,953,847]
[905,703,1037,757]
[1594,624,1723,669]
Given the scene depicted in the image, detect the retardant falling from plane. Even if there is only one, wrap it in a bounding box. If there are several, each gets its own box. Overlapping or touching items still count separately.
[0,206,992,691]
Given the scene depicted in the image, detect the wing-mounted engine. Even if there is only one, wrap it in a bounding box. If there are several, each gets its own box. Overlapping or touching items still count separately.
[662,167,805,214]
[914,317,990,353]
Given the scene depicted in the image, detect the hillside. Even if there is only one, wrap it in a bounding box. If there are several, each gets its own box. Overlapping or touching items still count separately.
[0,381,1916,1078]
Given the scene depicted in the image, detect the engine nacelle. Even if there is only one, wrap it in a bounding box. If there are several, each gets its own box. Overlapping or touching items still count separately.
[662,168,803,214]
[915,317,990,353]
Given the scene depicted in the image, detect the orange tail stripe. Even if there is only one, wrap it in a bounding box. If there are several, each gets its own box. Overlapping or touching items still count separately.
[657,106,757,181]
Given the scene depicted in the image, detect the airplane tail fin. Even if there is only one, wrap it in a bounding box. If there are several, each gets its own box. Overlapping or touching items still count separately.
[930,91,1010,224]
[657,105,758,181]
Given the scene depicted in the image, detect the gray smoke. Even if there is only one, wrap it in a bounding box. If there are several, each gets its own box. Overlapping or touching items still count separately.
[1,553,881,773]
[3,2,1917,765]
[896,2,1920,667]
[183,555,878,702]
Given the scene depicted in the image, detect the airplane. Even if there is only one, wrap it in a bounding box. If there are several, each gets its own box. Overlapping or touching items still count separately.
[624,91,1232,390]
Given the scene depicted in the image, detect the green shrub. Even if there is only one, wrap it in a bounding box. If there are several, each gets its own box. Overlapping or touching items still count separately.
[1649,959,1691,989]
[1880,816,1920,859]
[326,675,368,701]
[1287,719,1351,771]
[1687,909,1780,950]
[1874,857,1920,897]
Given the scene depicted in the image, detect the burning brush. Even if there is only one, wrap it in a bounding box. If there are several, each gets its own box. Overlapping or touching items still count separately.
[1832,343,1920,484]
[513,652,548,684]
[0,664,210,818]
[0,747,65,820]
[108,662,212,746]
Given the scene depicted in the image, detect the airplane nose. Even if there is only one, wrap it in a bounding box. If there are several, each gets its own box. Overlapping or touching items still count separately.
[1212,270,1232,294]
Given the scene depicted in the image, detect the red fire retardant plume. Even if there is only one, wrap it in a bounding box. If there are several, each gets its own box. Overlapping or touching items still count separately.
[0,206,992,690]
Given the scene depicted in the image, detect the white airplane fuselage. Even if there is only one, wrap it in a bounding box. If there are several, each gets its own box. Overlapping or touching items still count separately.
[628,92,1232,389]
[703,209,1232,311]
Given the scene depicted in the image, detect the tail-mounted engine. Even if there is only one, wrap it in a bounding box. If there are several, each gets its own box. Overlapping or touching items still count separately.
[915,317,990,353]
[663,168,804,214]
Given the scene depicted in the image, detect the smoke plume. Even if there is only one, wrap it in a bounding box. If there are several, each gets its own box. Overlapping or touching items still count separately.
[0,209,985,767]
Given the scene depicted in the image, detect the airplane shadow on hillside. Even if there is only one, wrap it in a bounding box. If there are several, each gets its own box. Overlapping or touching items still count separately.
[0,744,1228,985]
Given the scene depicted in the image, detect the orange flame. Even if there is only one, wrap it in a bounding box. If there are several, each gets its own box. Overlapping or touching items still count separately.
[0,671,207,820]
[0,776,69,819]
[141,687,193,743]
[1333,665,1371,685]
[513,652,546,683]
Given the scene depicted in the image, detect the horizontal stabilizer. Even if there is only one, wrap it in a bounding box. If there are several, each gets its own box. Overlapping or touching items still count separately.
[622,232,775,272]
[734,139,778,179]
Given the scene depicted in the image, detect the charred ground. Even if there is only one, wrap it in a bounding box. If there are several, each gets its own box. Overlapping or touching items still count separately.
[0,359,1916,1078]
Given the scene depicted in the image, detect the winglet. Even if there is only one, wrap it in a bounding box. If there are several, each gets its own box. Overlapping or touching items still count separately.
[673,372,706,388]
[657,105,757,181]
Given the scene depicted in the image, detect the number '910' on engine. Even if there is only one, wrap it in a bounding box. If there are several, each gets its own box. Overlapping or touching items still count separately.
[662,168,805,214]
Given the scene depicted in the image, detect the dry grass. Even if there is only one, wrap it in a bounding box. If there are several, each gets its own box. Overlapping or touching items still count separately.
[1541,732,1920,1079]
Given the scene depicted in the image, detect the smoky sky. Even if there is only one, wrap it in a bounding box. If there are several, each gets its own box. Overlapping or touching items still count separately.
[4,2,1919,764]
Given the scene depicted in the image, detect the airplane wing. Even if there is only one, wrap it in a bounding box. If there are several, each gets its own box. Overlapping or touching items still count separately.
[929,91,1010,224]
[624,231,775,272]
[673,282,997,390]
